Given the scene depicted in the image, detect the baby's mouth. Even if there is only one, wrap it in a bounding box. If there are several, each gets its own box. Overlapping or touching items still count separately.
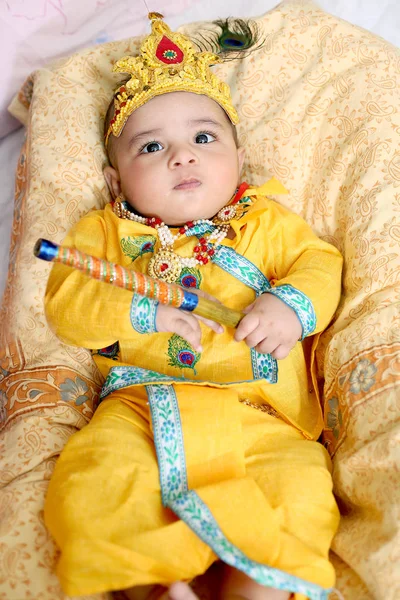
[174,178,201,191]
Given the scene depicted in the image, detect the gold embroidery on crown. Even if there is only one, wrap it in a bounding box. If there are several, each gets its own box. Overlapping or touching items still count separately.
[105,13,239,146]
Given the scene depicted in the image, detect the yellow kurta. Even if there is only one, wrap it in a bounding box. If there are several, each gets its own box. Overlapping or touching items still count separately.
[44,183,343,599]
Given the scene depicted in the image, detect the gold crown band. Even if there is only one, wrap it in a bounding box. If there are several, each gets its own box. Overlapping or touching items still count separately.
[105,13,239,147]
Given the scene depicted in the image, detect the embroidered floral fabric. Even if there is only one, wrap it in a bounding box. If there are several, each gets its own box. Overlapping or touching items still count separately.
[268,284,316,340]
[130,294,158,334]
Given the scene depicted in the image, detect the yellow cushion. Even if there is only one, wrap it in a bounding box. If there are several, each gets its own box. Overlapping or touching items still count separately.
[1,2,399,598]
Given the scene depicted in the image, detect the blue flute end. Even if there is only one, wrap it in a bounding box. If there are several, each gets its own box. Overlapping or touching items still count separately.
[34,238,59,261]
[180,290,199,312]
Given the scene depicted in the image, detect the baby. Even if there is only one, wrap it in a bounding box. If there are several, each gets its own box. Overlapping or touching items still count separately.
[44,13,343,600]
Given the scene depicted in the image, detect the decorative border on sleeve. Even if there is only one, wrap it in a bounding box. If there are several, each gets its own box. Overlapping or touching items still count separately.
[130,294,158,334]
[268,285,316,340]
[212,246,271,294]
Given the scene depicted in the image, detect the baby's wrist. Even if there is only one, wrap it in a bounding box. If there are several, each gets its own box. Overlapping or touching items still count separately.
[266,285,316,340]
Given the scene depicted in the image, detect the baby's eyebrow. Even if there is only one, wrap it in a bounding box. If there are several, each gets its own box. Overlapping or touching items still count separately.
[188,118,224,129]
[127,119,223,148]
[128,128,162,147]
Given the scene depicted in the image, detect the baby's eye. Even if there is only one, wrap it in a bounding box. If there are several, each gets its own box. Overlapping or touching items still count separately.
[195,132,216,144]
[141,141,163,153]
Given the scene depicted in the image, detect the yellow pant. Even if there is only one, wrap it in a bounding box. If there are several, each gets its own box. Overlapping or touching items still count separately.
[44,385,339,598]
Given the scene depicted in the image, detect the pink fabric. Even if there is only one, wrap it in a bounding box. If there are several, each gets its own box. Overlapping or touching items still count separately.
[0,0,198,138]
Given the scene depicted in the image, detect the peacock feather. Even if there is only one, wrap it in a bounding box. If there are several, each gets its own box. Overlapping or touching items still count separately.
[192,18,264,60]
[167,334,201,375]
[120,235,156,263]
[178,267,202,289]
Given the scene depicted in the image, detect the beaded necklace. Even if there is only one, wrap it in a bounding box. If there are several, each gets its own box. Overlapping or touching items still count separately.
[112,185,250,283]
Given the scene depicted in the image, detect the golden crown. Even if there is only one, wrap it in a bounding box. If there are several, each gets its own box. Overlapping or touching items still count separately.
[105,12,239,146]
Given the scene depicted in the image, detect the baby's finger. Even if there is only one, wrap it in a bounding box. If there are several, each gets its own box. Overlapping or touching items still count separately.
[234,313,260,342]
[195,314,224,334]
[270,344,292,360]
[187,287,222,305]
[254,336,281,356]
[242,328,269,349]
[242,301,256,315]
[172,315,202,352]
[168,582,200,600]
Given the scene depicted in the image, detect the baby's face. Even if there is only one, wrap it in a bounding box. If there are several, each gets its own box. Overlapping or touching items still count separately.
[104,92,245,226]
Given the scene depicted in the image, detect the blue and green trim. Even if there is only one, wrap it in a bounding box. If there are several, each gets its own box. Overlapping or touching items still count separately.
[268,284,316,340]
[251,350,278,383]
[212,246,271,294]
[147,384,188,505]
[100,365,278,400]
[130,294,158,334]
[170,491,331,599]
[100,366,181,398]
[148,383,332,600]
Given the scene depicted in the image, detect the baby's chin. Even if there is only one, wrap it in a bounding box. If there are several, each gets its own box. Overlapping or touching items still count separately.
[161,204,218,226]
[140,189,234,226]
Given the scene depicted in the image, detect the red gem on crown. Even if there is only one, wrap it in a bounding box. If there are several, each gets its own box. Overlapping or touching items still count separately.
[156,36,184,64]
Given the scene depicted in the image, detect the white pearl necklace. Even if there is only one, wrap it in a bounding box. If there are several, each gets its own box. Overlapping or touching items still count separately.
[113,197,231,282]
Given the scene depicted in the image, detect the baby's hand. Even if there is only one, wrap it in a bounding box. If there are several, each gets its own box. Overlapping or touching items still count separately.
[234,293,302,359]
[156,289,224,352]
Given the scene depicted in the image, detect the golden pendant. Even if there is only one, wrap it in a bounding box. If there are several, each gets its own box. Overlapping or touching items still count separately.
[148,250,182,283]
[213,203,250,226]
[216,205,238,222]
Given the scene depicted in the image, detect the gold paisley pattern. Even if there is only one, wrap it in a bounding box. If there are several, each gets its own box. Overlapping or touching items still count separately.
[1,1,400,598]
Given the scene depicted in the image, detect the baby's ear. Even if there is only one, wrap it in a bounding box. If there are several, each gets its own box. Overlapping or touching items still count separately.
[103,166,122,200]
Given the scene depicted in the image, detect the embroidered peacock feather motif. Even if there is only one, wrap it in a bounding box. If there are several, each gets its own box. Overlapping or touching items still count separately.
[167,334,201,374]
[177,267,202,289]
[120,235,156,262]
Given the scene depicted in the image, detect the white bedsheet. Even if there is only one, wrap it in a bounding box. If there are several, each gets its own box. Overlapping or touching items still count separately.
[0,0,399,300]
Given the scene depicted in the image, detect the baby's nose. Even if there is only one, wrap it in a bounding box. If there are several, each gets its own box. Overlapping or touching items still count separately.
[169,146,198,167]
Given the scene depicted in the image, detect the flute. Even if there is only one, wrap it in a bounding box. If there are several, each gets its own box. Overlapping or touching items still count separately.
[34,239,243,329]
